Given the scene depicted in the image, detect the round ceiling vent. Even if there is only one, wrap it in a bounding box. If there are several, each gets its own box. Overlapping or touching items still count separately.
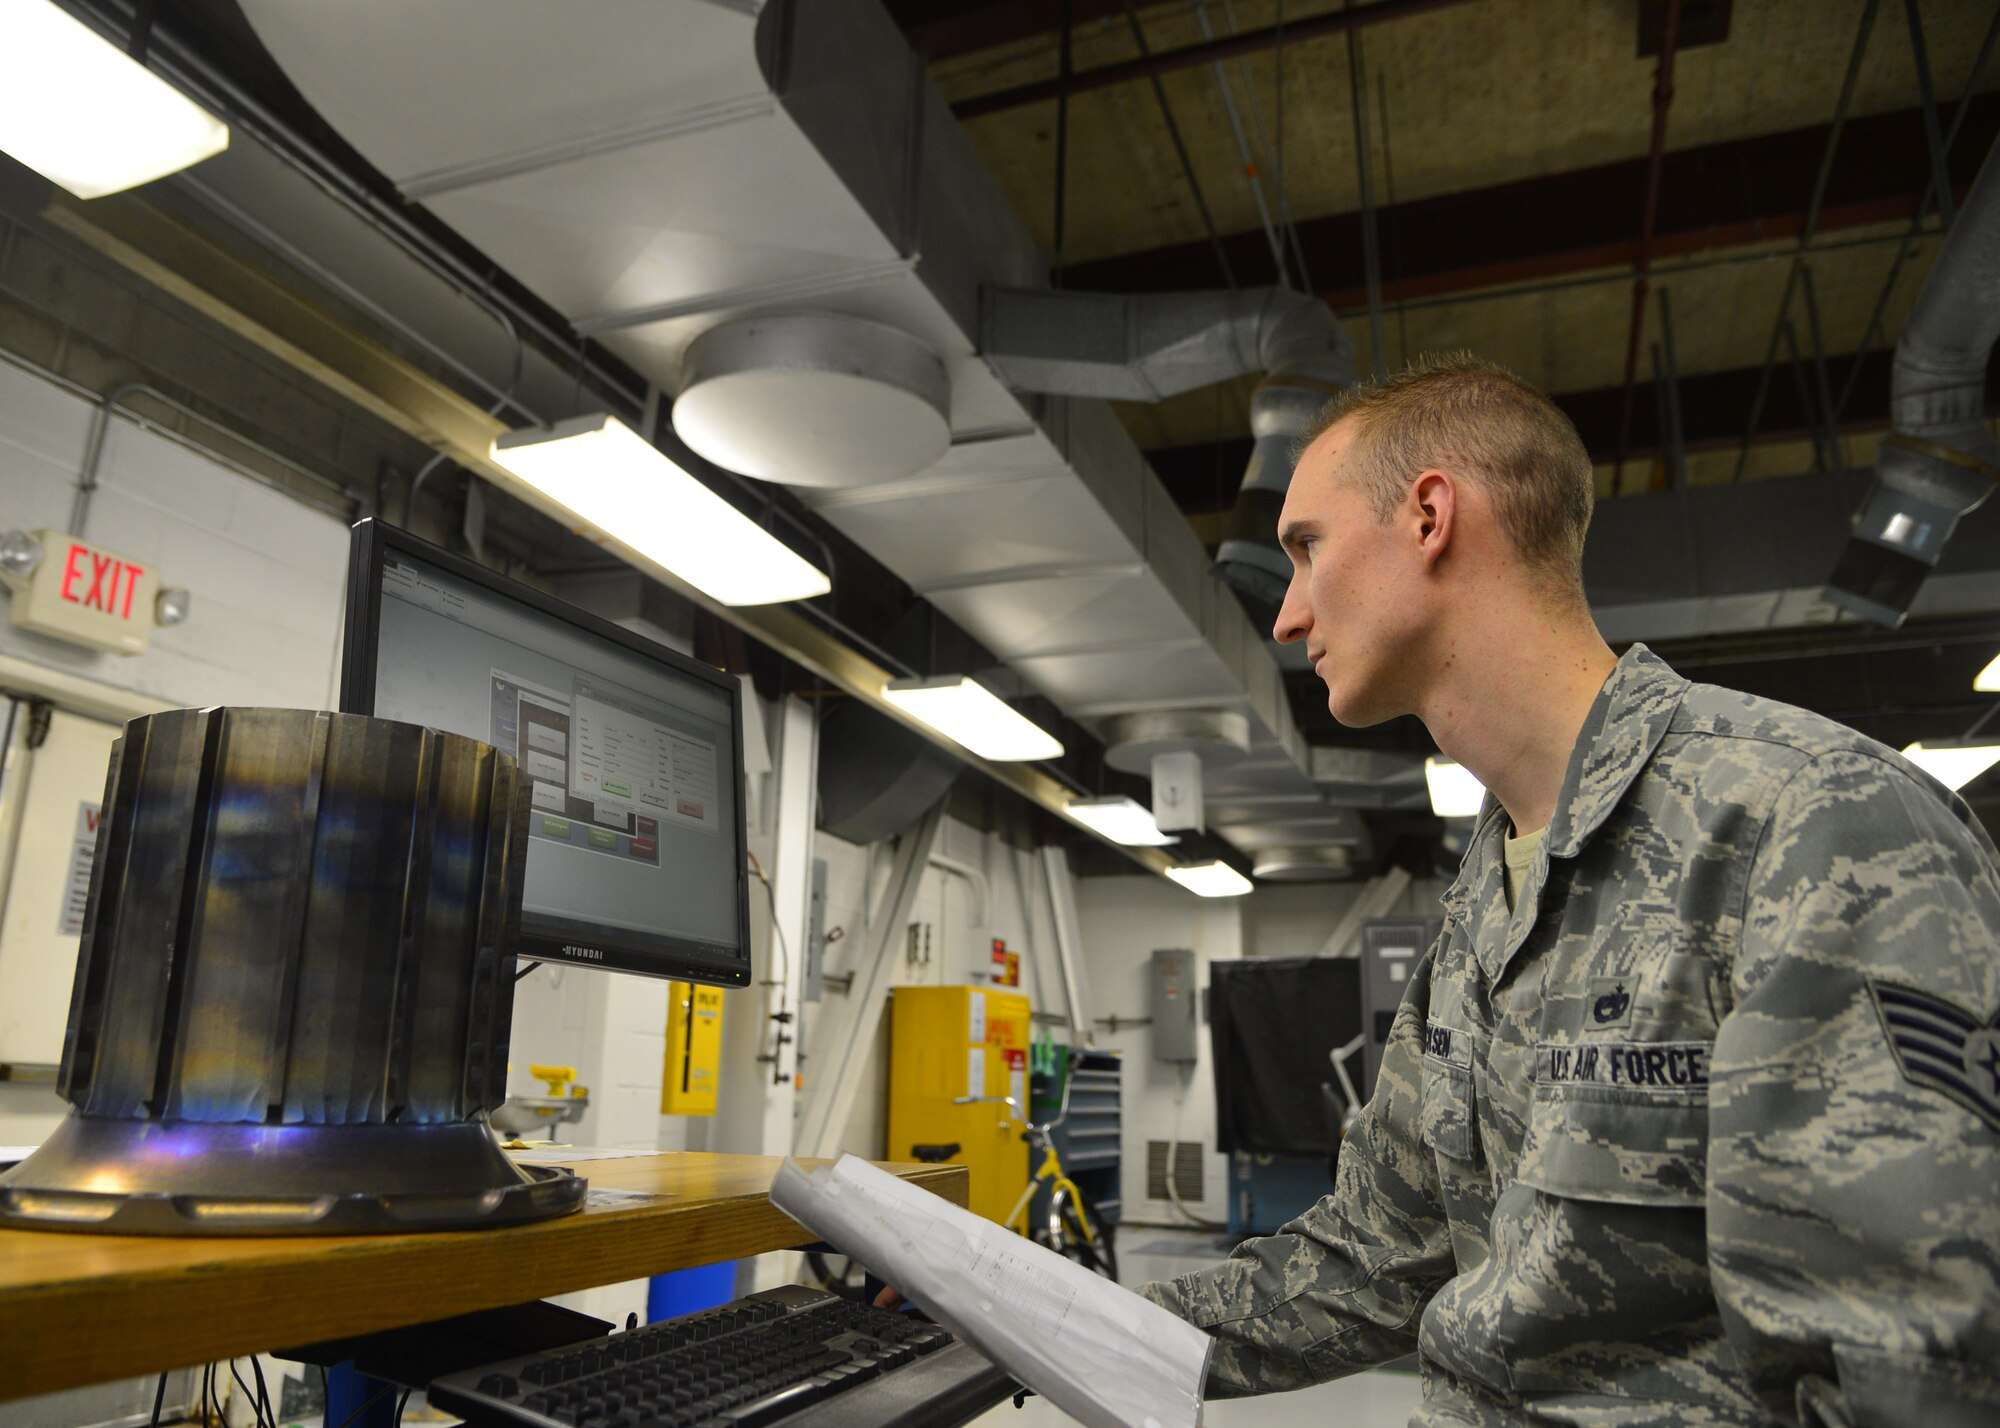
[672,313,951,488]
[1100,709,1252,774]
[1250,845,1355,882]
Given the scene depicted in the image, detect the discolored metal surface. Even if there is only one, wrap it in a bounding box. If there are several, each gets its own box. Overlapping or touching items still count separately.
[1,707,580,1235]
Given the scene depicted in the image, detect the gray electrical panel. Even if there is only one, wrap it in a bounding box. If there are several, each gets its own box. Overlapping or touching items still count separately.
[1358,918,1441,1097]
[1150,948,1200,1062]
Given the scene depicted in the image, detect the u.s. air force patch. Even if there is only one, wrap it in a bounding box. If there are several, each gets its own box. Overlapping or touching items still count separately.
[1867,979,2000,1134]
[1536,1040,1710,1090]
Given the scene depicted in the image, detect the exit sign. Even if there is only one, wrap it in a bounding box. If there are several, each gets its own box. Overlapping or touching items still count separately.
[2,530,162,655]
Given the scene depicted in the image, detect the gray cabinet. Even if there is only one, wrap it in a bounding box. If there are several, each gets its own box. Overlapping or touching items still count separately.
[1033,1048,1122,1227]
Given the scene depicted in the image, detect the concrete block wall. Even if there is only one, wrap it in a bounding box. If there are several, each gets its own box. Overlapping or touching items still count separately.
[0,356,353,1146]
[0,356,351,713]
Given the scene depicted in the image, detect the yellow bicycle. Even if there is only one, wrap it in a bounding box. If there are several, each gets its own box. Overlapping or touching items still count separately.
[955,1062,1118,1281]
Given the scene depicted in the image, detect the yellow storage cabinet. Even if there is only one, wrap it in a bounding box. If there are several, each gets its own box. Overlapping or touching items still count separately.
[887,986,1030,1224]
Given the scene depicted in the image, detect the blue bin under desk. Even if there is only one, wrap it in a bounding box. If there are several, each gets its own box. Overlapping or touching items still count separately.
[647,1260,737,1322]
[1227,1153,1335,1240]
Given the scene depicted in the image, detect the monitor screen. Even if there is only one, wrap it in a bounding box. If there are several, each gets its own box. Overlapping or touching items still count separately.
[340,520,750,987]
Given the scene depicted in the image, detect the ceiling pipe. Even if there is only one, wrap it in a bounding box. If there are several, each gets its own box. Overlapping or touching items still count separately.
[950,0,1487,121]
[1610,0,1684,485]
[1824,134,2000,628]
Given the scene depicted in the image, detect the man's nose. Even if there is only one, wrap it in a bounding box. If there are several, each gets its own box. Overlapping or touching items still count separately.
[1273,574,1309,645]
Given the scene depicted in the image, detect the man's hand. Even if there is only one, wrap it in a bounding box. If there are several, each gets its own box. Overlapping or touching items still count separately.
[872,1285,906,1311]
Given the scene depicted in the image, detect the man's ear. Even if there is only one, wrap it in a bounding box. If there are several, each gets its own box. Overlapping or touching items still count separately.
[1411,469,1456,569]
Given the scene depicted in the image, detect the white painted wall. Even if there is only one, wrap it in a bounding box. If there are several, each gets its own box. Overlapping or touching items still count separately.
[809,813,1069,1166]
[1075,874,1243,1228]
[0,358,351,1145]
[1242,876,1454,961]
[1074,871,1455,1231]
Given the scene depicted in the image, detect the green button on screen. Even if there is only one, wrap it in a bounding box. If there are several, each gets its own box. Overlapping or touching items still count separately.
[587,827,619,850]
[601,779,631,798]
[541,816,572,838]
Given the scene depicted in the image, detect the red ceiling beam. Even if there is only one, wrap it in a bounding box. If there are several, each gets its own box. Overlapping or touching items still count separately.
[948,0,1490,120]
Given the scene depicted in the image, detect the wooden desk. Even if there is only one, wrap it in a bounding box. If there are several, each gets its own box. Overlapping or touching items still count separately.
[0,1153,965,1401]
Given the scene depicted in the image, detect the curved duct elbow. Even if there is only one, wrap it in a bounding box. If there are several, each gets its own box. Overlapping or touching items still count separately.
[978,284,1354,624]
[1827,135,2000,628]
[980,285,1350,402]
[1214,300,1355,626]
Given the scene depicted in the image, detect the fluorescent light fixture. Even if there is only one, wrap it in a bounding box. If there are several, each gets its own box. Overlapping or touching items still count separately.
[491,414,829,606]
[1976,653,2000,692]
[1901,740,2000,791]
[1164,861,1254,897]
[1424,757,1487,818]
[0,0,229,199]
[879,675,1063,761]
[1065,795,1177,846]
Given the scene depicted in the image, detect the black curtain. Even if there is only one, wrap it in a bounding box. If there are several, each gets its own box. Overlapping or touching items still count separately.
[1209,957,1366,1157]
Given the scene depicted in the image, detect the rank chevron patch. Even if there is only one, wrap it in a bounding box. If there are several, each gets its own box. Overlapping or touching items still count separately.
[1867,979,2000,1134]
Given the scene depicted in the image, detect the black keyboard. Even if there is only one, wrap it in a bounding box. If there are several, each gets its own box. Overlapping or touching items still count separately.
[427,1285,1014,1428]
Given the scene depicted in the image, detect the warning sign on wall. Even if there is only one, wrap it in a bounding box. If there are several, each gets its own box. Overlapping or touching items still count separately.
[58,802,99,937]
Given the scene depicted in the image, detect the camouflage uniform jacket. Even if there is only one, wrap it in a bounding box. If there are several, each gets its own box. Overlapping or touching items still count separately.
[1143,645,2000,1426]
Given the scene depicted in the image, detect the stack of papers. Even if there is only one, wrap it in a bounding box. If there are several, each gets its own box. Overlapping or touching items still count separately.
[771,1155,1210,1428]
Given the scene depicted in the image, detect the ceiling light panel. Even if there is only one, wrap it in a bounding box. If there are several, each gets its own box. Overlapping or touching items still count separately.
[0,0,229,199]
[1425,757,1488,819]
[1975,653,2000,693]
[490,414,830,607]
[879,676,1063,762]
[1901,741,2000,792]
[1064,795,1177,846]
[1164,861,1254,897]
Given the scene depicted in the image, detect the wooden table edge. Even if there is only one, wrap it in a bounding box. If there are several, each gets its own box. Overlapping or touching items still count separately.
[0,1154,967,1401]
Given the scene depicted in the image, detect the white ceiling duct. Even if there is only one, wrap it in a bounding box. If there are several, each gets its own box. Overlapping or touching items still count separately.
[236,0,1337,865]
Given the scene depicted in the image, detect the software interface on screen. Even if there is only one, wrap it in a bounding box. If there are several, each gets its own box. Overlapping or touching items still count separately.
[367,547,745,980]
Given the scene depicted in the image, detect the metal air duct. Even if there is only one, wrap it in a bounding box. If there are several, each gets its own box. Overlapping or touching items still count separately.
[979,285,1352,627]
[1826,135,2000,627]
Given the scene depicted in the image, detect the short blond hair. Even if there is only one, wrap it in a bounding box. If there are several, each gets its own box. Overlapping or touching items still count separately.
[1299,352,1593,587]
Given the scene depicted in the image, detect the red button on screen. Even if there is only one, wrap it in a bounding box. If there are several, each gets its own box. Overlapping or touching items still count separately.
[637,816,658,837]
[630,837,658,860]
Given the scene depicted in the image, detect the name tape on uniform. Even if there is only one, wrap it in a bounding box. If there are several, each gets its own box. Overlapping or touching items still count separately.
[1422,1019,1473,1070]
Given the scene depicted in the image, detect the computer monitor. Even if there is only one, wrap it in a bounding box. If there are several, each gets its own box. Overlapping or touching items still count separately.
[340,519,751,988]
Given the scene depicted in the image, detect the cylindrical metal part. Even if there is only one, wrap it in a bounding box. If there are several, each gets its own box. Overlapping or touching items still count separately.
[2,707,582,1235]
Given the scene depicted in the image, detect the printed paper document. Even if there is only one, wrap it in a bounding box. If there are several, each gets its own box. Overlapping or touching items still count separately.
[770,1154,1210,1428]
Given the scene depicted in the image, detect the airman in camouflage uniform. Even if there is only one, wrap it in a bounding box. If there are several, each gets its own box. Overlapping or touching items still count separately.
[1142,357,2000,1426]
[1143,645,2000,1424]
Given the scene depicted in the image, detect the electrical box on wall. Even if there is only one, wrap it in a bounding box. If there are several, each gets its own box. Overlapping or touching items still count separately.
[0,529,174,655]
[662,980,725,1115]
[1150,948,1199,1062]
[1359,918,1440,1097]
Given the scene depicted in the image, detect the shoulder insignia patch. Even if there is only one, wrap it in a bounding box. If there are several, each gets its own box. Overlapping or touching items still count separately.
[1867,979,2000,1134]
